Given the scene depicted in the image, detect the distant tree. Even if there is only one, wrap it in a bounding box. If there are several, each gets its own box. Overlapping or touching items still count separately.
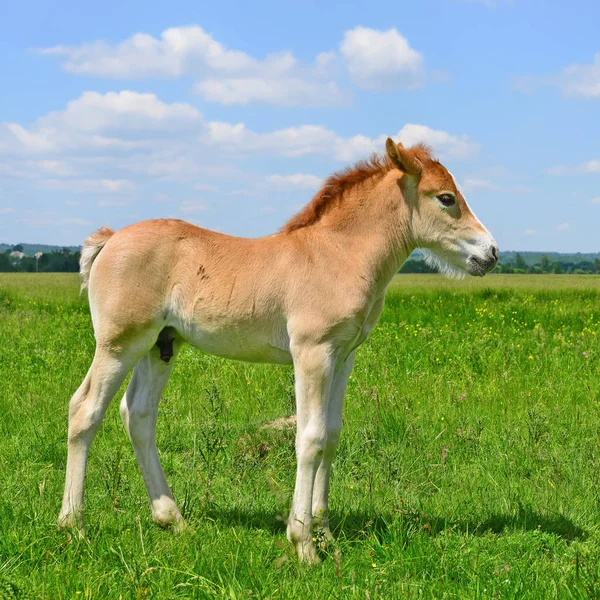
[12,244,23,252]
[595,258,600,274]
[498,264,514,274]
[0,253,13,272]
[515,253,527,270]
[579,261,595,273]
[540,255,551,272]
[529,266,543,275]
[552,262,564,274]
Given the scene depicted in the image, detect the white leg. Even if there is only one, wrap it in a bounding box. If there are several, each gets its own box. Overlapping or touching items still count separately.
[312,352,355,540]
[119,343,183,528]
[287,343,334,564]
[58,350,134,531]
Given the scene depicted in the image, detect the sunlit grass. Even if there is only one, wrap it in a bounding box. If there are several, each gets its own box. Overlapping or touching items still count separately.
[1,274,600,598]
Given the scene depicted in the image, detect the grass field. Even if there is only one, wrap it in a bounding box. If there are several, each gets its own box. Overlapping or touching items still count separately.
[2,273,600,598]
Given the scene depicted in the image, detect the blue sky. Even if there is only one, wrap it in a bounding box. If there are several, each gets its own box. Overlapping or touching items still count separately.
[0,0,599,251]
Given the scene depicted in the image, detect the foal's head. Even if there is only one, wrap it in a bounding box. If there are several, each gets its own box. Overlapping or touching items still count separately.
[386,138,498,277]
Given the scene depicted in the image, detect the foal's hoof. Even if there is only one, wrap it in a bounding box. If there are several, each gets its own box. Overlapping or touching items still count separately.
[152,510,189,534]
[152,500,184,530]
[295,541,321,565]
[57,513,85,539]
[153,514,186,531]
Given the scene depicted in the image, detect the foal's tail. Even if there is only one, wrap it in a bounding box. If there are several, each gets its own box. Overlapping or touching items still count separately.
[80,226,115,292]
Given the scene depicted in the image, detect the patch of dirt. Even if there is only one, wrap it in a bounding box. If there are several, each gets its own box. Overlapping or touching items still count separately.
[259,415,297,431]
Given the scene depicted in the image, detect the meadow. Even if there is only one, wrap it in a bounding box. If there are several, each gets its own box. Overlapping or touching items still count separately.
[2,273,600,598]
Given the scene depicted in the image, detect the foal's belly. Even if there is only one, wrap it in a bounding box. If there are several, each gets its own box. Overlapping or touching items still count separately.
[178,321,293,365]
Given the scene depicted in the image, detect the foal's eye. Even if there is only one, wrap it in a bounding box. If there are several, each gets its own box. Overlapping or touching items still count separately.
[436,193,456,207]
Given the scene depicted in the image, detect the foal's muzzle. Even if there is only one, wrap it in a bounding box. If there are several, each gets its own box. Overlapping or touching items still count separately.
[467,244,499,276]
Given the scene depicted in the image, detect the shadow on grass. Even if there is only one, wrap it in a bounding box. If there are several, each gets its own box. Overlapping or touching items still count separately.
[207,504,587,543]
[332,504,587,543]
[205,507,287,534]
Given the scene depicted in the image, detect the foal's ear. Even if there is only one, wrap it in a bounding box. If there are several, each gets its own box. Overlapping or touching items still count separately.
[385,138,422,177]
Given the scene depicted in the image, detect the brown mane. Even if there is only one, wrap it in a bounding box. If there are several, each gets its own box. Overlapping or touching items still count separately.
[281,144,436,233]
[409,143,436,166]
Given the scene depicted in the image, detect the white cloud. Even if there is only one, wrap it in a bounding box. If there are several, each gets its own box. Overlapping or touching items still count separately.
[549,160,600,175]
[2,124,55,153]
[562,54,600,98]
[204,122,338,157]
[0,91,201,155]
[556,222,571,231]
[0,90,479,214]
[39,25,444,107]
[266,174,323,190]
[205,121,476,163]
[38,26,265,79]
[523,228,536,235]
[0,207,16,214]
[397,124,479,160]
[340,27,425,91]
[589,196,600,204]
[195,77,346,107]
[39,26,344,108]
[334,134,384,162]
[50,91,200,132]
[515,53,600,99]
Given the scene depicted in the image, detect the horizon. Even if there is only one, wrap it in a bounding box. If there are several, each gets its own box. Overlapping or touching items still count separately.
[3,240,600,259]
[1,1,599,252]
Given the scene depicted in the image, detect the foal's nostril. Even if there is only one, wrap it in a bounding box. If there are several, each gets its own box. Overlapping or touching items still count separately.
[491,245,499,262]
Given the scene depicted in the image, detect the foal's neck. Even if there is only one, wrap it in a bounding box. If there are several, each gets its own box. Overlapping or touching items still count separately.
[315,171,414,295]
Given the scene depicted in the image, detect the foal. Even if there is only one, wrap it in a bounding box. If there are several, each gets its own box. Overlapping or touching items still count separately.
[58,138,498,563]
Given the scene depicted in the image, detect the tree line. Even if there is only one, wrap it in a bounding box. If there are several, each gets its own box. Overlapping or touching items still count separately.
[400,252,600,275]
[2,245,600,275]
[495,253,600,274]
[0,246,80,273]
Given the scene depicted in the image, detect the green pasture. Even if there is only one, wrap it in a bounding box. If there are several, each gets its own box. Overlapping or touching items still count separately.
[1,273,600,598]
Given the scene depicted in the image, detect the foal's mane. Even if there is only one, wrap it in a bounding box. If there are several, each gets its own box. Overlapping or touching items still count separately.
[281,144,435,233]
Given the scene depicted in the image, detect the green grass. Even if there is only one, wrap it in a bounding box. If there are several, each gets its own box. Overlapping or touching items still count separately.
[2,273,600,598]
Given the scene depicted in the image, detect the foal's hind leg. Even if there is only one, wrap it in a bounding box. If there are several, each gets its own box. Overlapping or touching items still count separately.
[58,348,136,531]
[119,336,183,528]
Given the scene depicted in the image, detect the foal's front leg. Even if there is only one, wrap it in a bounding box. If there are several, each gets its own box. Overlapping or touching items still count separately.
[288,343,334,564]
[312,352,355,541]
